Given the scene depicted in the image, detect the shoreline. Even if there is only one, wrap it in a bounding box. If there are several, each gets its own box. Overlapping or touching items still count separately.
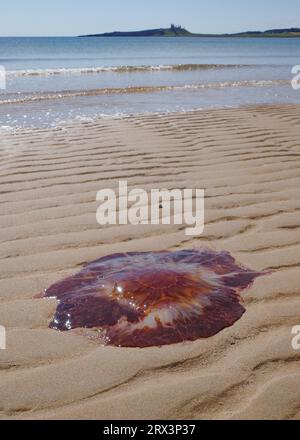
[0,102,298,135]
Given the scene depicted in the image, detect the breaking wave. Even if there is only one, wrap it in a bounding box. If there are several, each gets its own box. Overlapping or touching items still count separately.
[5,63,243,77]
[0,79,289,105]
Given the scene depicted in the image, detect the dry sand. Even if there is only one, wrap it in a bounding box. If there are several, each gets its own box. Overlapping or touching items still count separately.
[0,104,299,420]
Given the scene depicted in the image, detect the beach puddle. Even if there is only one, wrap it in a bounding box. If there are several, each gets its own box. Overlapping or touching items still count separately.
[42,249,267,348]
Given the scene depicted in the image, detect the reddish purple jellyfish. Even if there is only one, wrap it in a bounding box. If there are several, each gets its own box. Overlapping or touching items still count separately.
[43,249,266,348]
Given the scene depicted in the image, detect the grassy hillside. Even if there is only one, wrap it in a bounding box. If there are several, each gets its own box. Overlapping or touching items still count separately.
[80,26,193,37]
[80,26,300,38]
[232,28,300,37]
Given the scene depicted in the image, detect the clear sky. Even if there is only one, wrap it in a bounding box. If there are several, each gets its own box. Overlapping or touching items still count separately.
[1,0,300,37]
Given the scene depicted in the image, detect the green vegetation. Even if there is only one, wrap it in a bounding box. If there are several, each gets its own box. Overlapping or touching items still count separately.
[80,25,192,37]
[80,25,300,38]
[231,28,300,38]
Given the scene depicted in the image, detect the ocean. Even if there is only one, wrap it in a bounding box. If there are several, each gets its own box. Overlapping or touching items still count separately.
[0,36,300,129]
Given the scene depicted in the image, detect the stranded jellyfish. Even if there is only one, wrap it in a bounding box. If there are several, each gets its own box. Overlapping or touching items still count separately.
[43,249,267,348]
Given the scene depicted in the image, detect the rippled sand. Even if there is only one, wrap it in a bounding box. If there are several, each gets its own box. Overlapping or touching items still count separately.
[0,104,299,420]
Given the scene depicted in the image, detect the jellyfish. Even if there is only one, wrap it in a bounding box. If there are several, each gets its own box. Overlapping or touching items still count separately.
[43,249,267,348]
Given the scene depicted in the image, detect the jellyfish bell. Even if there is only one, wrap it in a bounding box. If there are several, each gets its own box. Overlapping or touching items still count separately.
[42,249,269,348]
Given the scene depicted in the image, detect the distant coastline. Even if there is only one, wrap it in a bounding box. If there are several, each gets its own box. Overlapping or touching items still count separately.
[80,25,300,38]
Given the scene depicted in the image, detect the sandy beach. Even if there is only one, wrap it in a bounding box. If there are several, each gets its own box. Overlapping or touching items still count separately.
[0,104,300,420]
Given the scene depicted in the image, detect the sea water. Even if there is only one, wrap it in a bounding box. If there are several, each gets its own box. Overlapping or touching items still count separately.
[0,36,300,129]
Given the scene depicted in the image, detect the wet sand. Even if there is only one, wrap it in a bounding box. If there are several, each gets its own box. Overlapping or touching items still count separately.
[0,104,300,420]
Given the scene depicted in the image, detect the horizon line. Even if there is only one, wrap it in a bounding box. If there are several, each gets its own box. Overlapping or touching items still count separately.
[1,24,300,38]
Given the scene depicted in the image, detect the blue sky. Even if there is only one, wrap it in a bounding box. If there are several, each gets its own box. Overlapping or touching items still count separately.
[1,0,300,36]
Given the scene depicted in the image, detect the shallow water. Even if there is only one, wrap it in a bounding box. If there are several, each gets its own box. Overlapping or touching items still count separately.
[0,36,300,128]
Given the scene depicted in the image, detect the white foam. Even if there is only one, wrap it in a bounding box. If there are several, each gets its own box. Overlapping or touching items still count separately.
[5,63,234,78]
